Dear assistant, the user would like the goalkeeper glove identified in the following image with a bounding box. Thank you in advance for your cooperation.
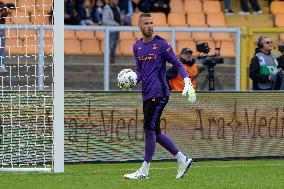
[182,77,196,103]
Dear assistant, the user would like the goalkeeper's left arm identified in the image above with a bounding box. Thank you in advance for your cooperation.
[163,43,196,103]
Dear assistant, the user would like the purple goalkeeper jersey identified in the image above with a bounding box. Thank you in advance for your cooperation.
[133,35,188,101]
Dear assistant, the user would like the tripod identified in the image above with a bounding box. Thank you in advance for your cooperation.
[192,66,222,91]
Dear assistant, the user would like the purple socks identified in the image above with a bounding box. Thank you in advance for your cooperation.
[144,129,179,163]
[156,133,179,156]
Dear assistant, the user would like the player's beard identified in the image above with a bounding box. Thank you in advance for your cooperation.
[142,29,153,38]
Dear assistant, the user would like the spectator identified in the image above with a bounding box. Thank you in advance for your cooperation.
[249,36,278,90]
[102,0,122,63]
[76,0,94,25]
[150,0,170,16]
[239,0,262,15]
[132,0,140,12]
[139,0,170,16]
[92,0,105,25]
[64,0,82,25]
[0,1,10,73]
[118,0,133,25]
[167,48,198,90]
[224,0,234,15]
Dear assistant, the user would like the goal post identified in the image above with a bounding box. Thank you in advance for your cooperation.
[0,0,64,173]
[53,0,64,173]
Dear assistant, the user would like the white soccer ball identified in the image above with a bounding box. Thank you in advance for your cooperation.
[117,69,137,90]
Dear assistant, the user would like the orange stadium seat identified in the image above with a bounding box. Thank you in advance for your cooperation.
[36,0,53,13]
[64,30,76,39]
[42,30,53,38]
[120,39,136,56]
[17,0,35,14]
[176,32,192,41]
[2,0,16,3]
[203,0,222,14]
[176,40,196,55]
[184,0,202,13]
[5,17,13,24]
[187,12,207,27]
[18,29,36,39]
[11,12,31,25]
[100,40,121,55]
[119,31,135,40]
[191,27,211,41]
[44,38,53,55]
[220,40,235,57]
[31,14,52,25]
[168,13,187,26]
[5,37,24,55]
[23,37,38,55]
[170,0,184,13]
[270,1,284,15]
[151,12,168,26]
[211,32,232,42]
[275,14,284,27]
[81,39,102,55]
[95,31,104,41]
[5,29,17,38]
[76,30,95,40]
[206,13,226,27]
[64,39,81,55]
[131,12,140,26]
[12,6,30,17]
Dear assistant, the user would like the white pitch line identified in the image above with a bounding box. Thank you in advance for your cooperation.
[66,163,284,174]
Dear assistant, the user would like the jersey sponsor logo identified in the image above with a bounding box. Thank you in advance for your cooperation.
[260,65,277,74]
[267,65,277,73]
[138,54,157,61]
[138,47,141,50]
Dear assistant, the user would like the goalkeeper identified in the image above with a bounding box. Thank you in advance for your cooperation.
[122,13,196,180]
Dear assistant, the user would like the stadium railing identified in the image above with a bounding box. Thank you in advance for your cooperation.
[64,25,242,91]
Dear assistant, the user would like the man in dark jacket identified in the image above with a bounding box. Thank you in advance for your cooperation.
[249,36,279,90]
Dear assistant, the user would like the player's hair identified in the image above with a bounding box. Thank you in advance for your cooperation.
[139,13,152,19]
[139,13,152,22]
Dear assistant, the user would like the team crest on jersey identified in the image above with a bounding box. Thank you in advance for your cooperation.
[166,46,171,52]
[152,44,157,49]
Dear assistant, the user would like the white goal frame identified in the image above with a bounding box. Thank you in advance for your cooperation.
[0,0,64,173]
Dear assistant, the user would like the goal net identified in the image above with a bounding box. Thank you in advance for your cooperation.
[0,0,63,172]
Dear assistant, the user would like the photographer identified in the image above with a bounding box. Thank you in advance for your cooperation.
[249,36,279,90]
[167,48,198,90]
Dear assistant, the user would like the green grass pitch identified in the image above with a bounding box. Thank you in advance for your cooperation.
[0,160,283,189]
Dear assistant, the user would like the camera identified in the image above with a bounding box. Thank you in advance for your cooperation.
[192,42,224,90]
[278,44,284,53]
[196,42,224,67]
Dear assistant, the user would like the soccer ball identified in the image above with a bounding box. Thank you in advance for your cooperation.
[117,69,137,90]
